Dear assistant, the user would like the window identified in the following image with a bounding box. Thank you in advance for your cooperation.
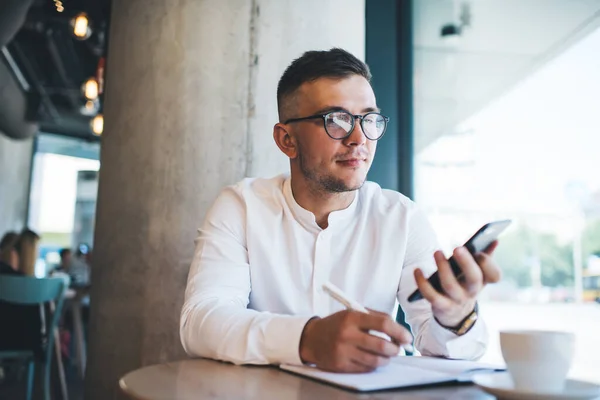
[28,133,100,276]
[414,7,600,383]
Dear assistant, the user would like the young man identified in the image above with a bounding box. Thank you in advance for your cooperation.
[180,48,500,373]
[0,232,20,274]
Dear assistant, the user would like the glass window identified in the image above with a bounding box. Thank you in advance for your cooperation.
[414,8,600,383]
[28,133,100,276]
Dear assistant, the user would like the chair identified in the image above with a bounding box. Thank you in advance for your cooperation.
[0,275,69,400]
[395,306,414,356]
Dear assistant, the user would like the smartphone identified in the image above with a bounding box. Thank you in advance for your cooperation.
[407,219,512,302]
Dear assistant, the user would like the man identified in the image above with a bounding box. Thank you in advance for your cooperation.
[0,231,43,360]
[180,48,500,373]
[68,245,91,286]
[56,248,72,273]
[0,232,20,275]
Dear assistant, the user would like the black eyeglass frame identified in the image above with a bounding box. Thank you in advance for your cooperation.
[284,110,390,141]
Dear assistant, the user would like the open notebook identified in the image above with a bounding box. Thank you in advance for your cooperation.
[280,356,505,392]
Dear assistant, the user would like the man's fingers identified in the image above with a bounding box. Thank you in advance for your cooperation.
[414,268,454,311]
[349,359,379,373]
[453,247,483,296]
[350,348,390,371]
[435,250,467,301]
[356,313,413,345]
[476,251,502,283]
[320,357,371,373]
[483,240,499,255]
[356,332,400,357]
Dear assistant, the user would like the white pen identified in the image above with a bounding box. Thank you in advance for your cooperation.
[322,282,415,354]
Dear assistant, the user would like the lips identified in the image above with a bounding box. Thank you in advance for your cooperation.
[336,158,365,167]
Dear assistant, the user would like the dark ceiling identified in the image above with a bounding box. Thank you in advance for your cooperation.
[4,0,111,141]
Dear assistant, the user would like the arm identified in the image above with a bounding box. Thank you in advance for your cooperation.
[179,186,312,365]
[397,206,488,360]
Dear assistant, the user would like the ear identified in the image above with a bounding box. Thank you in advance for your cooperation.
[273,123,298,159]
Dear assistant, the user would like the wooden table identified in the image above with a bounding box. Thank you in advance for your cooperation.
[120,359,494,400]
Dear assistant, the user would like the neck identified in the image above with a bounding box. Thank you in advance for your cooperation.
[290,175,356,230]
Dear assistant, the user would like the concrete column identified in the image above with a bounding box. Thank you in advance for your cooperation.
[0,135,33,234]
[86,1,364,398]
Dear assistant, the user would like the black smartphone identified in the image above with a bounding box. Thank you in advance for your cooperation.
[407,219,512,302]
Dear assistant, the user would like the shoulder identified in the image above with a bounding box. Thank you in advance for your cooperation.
[0,262,22,275]
[218,174,286,204]
[359,180,417,216]
[207,174,287,217]
[233,174,286,197]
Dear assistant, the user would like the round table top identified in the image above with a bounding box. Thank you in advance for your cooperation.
[119,358,494,400]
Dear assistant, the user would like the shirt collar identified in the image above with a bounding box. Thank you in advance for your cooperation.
[283,176,359,233]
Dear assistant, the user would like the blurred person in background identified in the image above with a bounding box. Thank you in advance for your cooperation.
[55,248,72,273]
[0,232,21,275]
[0,230,44,372]
[69,244,91,286]
[15,228,40,276]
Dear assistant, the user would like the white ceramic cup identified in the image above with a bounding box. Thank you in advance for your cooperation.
[500,330,575,393]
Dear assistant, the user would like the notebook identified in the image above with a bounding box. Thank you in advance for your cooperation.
[280,356,505,392]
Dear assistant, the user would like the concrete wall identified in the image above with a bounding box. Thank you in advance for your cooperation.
[247,0,365,177]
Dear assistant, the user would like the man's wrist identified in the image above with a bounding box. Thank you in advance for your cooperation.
[436,302,479,336]
[298,317,319,364]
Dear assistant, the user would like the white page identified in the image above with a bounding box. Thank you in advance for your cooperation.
[280,356,505,392]
[392,356,505,376]
[282,360,454,391]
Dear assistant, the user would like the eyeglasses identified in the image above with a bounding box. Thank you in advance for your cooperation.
[284,110,390,141]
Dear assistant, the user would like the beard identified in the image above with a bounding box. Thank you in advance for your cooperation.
[297,148,366,193]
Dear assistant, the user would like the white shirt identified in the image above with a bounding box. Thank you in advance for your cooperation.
[180,175,487,366]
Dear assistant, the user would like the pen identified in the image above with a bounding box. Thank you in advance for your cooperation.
[322,282,415,354]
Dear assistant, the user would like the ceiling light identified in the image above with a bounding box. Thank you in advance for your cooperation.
[91,114,103,135]
[80,99,99,116]
[82,78,99,100]
[71,13,92,40]
[54,0,64,12]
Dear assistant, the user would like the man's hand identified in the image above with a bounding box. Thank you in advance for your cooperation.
[298,310,413,373]
[414,241,501,329]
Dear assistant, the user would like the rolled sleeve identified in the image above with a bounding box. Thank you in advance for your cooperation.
[423,317,488,360]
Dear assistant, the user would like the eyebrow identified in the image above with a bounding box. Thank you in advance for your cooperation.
[312,105,381,115]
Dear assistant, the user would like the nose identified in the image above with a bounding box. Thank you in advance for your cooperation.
[343,116,367,146]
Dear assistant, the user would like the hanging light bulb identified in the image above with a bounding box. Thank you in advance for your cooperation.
[71,13,92,40]
[82,78,99,100]
[54,0,64,12]
[91,114,103,135]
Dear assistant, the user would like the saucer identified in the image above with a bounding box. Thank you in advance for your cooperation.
[472,372,600,400]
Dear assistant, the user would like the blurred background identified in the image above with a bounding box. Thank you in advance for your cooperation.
[0,0,599,398]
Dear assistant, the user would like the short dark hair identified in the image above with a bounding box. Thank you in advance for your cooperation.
[0,232,19,262]
[277,48,372,122]
[0,232,19,251]
[15,228,39,252]
[59,248,71,259]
